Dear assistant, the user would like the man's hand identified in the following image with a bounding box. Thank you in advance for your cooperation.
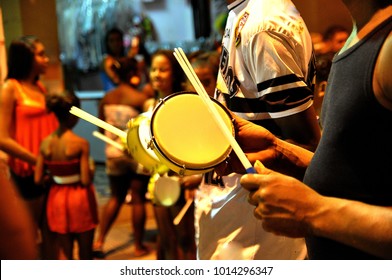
[240,160,323,238]
[215,115,278,175]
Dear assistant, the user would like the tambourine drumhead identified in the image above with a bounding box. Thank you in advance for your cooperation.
[147,173,180,207]
[127,112,167,174]
[150,92,233,175]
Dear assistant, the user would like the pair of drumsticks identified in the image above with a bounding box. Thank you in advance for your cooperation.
[69,48,255,225]
[70,48,255,174]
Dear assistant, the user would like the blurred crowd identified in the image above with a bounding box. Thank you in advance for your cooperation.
[1,0,391,261]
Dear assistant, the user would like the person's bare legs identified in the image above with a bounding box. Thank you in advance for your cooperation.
[94,196,123,251]
[76,229,95,260]
[132,203,148,256]
[40,212,59,260]
[153,205,180,259]
[130,174,150,257]
[172,201,196,259]
[57,233,74,260]
[94,174,127,253]
[26,196,44,239]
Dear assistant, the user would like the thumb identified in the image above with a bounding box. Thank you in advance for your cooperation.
[254,160,271,174]
[240,161,272,191]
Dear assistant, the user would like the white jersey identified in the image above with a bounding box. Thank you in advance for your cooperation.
[216,0,315,122]
[195,0,314,260]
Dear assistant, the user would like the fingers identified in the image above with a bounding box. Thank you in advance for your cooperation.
[241,161,273,221]
[247,190,259,206]
[184,189,195,200]
[253,207,263,220]
[240,160,271,191]
[215,153,246,176]
[253,160,266,173]
[240,174,262,192]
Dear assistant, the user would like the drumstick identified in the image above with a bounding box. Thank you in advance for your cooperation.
[173,48,256,174]
[173,199,193,225]
[69,106,127,139]
[92,131,125,151]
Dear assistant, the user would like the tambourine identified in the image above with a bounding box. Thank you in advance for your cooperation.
[148,92,234,176]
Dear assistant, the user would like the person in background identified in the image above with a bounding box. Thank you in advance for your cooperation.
[143,49,185,111]
[321,24,349,55]
[195,0,321,260]
[186,51,220,97]
[94,57,151,258]
[0,160,38,259]
[128,33,152,91]
[313,25,348,121]
[146,50,196,259]
[35,91,98,260]
[237,0,392,260]
[313,52,333,120]
[180,50,222,209]
[0,35,59,259]
[213,11,229,53]
[101,27,127,91]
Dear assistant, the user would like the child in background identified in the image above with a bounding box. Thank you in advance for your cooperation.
[94,56,151,258]
[187,50,220,97]
[34,91,98,260]
[147,50,196,260]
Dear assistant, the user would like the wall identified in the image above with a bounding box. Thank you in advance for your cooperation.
[293,0,352,34]
[0,0,23,47]
[141,0,195,43]
[1,0,63,92]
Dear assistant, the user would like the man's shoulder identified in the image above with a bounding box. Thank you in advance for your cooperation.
[241,1,305,39]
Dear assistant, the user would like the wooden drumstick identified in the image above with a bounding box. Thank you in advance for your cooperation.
[173,199,193,225]
[69,106,127,139]
[173,48,256,174]
[92,131,125,151]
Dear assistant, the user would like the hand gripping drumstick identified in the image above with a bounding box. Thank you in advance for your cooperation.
[173,48,256,174]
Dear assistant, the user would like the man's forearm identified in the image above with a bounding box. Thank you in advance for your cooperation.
[310,197,392,259]
[273,138,313,179]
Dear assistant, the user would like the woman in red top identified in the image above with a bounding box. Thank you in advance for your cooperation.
[0,36,58,258]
